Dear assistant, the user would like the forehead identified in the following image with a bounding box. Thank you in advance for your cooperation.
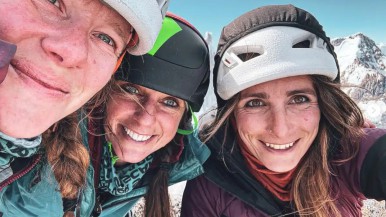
[241,75,314,95]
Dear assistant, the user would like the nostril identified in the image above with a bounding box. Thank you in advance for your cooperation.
[50,52,64,62]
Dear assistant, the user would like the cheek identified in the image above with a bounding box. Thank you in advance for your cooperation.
[105,98,128,125]
[161,114,183,141]
[84,56,115,92]
[1,1,50,39]
[235,112,261,135]
[302,109,321,130]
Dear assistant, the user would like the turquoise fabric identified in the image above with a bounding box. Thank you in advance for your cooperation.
[0,156,96,217]
[0,115,95,217]
[98,130,210,217]
[0,115,209,217]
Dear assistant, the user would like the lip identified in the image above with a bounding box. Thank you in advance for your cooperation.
[11,59,70,95]
[120,125,155,144]
[261,139,298,152]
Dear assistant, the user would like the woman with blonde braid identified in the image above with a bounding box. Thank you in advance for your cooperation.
[0,0,170,216]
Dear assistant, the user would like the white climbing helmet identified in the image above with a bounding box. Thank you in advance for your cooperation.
[216,26,339,100]
[104,0,170,55]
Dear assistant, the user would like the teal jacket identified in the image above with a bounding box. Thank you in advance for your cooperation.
[0,119,209,217]
[85,127,210,217]
[0,152,95,217]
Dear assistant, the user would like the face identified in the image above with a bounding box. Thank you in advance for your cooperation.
[105,82,186,164]
[0,0,133,138]
[234,75,320,172]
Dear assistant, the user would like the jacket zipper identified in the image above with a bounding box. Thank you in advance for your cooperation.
[0,154,42,190]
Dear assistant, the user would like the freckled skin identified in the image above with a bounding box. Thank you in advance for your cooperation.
[0,0,133,138]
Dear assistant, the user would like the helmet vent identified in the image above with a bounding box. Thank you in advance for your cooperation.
[237,52,261,61]
[293,40,311,48]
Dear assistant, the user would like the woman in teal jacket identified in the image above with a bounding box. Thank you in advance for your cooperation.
[84,13,211,217]
[0,1,170,216]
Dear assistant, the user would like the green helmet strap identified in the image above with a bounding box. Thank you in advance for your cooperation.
[108,141,119,165]
[177,105,198,135]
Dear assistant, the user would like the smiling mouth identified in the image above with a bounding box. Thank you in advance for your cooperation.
[124,127,152,142]
[264,142,294,150]
[12,60,69,94]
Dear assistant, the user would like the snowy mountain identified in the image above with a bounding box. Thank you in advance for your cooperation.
[332,33,386,127]
[380,43,386,56]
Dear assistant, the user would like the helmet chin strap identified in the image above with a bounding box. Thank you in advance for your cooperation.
[177,105,198,135]
[113,52,126,73]
[107,141,119,165]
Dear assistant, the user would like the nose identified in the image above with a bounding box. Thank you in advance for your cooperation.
[41,24,88,68]
[267,107,291,138]
[134,101,157,126]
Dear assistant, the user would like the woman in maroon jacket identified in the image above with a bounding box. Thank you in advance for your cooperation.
[181,4,386,217]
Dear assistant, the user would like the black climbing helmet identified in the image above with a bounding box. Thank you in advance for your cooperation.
[115,12,210,112]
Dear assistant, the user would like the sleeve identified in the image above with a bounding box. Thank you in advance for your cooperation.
[180,175,222,217]
[360,128,386,200]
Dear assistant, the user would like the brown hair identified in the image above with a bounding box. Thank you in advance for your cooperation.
[42,78,113,216]
[202,75,364,217]
[42,112,89,215]
[88,78,190,217]
[143,109,191,217]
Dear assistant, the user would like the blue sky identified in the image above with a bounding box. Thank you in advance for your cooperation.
[168,0,386,46]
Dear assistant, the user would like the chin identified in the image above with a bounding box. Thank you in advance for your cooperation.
[119,153,148,164]
[266,162,297,173]
[1,122,49,139]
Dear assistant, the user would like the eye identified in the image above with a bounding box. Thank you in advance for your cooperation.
[95,33,116,48]
[246,99,265,107]
[163,99,179,108]
[48,0,60,7]
[122,85,139,95]
[290,95,309,104]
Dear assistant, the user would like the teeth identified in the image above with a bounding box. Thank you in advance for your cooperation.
[265,142,294,150]
[124,127,151,142]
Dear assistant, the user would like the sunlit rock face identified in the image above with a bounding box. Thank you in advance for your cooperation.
[332,33,386,127]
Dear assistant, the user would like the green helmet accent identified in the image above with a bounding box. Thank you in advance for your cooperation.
[115,12,210,112]
[148,17,182,56]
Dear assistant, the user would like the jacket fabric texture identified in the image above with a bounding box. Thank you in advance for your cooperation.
[181,127,386,217]
[0,127,95,217]
[87,123,210,217]
[0,116,210,217]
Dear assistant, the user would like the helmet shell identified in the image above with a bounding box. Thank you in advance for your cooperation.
[115,13,210,112]
[104,0,170,55]
[213,4,340,107]
[217,26,338,100]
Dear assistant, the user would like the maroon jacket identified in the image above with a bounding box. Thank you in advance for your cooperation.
[181,128,386,217]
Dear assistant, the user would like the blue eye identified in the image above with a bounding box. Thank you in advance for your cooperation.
[96,33,116,47]
[163,99,178,108]
[246,99,264,107]
[48,0,60,7]
[123,85,139,94]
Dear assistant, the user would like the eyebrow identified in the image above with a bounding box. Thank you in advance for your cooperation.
[240,92,268,99]
[286,88,317,96]
[240,87,316,99]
